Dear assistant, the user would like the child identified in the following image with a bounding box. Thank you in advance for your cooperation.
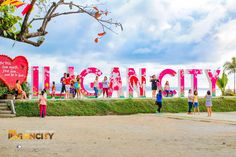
[74,76,81,99]
[70,82,76,98]
[156,90,163,113]
[39,90,47,118]
[205,90,212,117]
[193,90,200,115]
[51,81,56,99]
[94,76,99,98]
[187,89,193,114]
[102,76,109,98]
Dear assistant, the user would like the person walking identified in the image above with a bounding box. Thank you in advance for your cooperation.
[156,90,163,113]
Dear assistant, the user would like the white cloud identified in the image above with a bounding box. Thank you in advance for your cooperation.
[1,0,236,95]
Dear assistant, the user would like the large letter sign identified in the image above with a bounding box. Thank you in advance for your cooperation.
[157,69,177,97]
[32,66,39,96]
[68,66,75,79]
[187,69,203,91]
[205,69,220,96]
[79,67,103,97]
[109,67,124,98]
[28,63,221,98]
[127,68,146,98]
[0,55,28,90]
[178,69,185,97]
[44,66,50,91]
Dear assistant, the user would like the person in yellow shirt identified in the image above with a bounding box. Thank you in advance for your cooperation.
[15,80,27,99]
[193,90,200,115]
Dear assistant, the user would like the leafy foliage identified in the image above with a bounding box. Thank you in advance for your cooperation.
[224,57,236,93]
[0,0,122,46]
[15,97,236,117]
[0,81,9,98]
[217,72,228,96]
[0,80,30,98]
[0,5,22,39]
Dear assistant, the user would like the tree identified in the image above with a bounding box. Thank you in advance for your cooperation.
[216,72,228,96]
[224,57,236,94]
[0,0,123,47]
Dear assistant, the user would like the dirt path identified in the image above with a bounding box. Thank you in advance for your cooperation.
[0,114,236,157]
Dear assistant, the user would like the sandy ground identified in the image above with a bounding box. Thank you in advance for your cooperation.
[0,114,236,157]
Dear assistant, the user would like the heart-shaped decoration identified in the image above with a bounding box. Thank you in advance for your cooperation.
[0,55,28,90]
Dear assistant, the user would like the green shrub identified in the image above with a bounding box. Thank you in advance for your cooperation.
[15,97,236,117]
[0,81,30,98]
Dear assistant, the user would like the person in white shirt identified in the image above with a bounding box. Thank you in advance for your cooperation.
[187,89,193,114]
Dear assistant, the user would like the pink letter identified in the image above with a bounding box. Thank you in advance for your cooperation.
[127,68,146,98]
[109,67,124,98]
[32,66,39,97]
[43,66,50,91]
[79,67,103,97]
[157,69,177,97]
[178,69,185,97]
[187,69,203,91]
[68,66,75,79]
[205,69,220,96]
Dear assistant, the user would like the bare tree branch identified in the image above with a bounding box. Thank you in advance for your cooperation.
[0,0,123,47]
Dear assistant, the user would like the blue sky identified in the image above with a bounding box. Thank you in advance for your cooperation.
[1,0,236,93]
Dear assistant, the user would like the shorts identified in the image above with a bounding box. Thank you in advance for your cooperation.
[152,86,157,90]
[61,85,66,93]
[155,101,162,106]
[65,85,70,92]
[194,102,199,108]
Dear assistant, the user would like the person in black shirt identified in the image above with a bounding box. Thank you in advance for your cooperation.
[150,75,159,98]
[60,73,67,98]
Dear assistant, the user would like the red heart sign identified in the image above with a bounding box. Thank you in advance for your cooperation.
[0,55,28,90]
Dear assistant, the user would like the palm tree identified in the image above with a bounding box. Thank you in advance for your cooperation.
[217,72,228,96]
[224,57,236,94]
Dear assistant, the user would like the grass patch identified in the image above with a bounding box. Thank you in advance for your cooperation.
[15,97,236,117]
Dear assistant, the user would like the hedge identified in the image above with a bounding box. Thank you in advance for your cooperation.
[14,97,236,117]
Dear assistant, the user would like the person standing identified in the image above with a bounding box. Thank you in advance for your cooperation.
[74,75,81,99]
[94,76,99,98]
[155,90,163,113]
[102,76,109,98]
[150,75,159,98]
[60,73,67,98]
[70,81,76,98]
[193,90,200,115]
[187,89,193,114]
[39,90,47,118]
[51,81,56,99]
[65,73,71,99]
[205,90,213,117]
